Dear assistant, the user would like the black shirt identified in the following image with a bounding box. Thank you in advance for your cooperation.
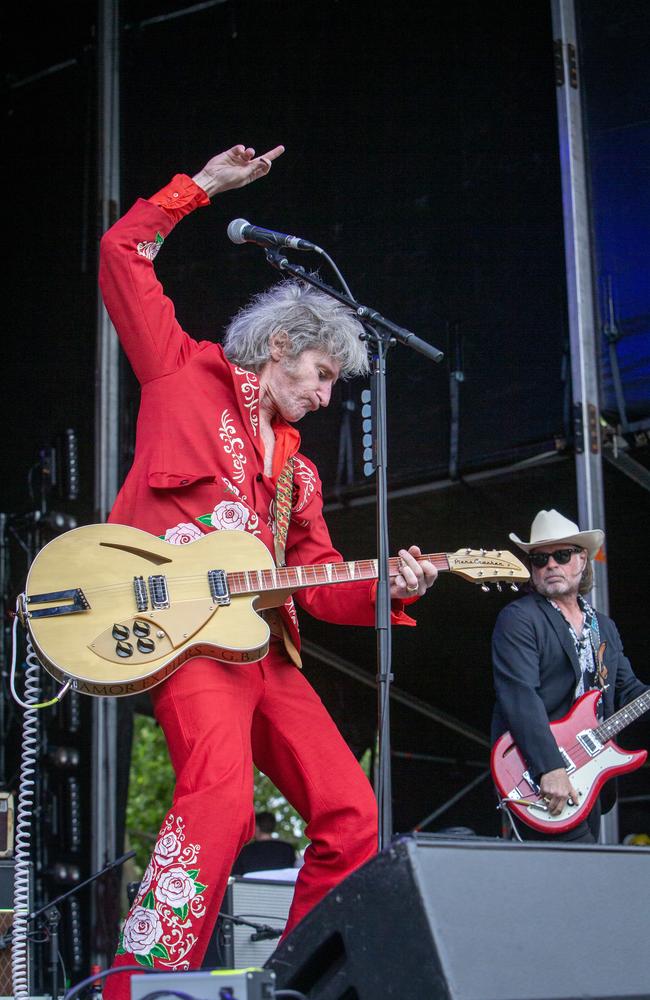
[231,839,296,875]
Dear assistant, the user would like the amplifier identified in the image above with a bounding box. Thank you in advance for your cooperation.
[207,875,295,970]
[0,795,13,858]
[0,858,33,998]
[130,968,275,1000]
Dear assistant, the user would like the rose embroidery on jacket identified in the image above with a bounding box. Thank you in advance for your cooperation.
[163,523,203,545]
[197,482,261,537]
[136,232,164,261]
[209,501,250,531]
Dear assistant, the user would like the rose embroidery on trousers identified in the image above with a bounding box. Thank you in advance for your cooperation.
[121,906,163,955]
[116,814,207,969]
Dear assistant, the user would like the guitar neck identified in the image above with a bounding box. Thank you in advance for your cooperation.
[226,553,451,596]
[595,689,650,742]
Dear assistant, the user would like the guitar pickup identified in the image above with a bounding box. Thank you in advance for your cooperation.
[148,575,169,610]
[133,575,148,612]
[208,569,230,606]
[24,588,90,619]
[558,746,576,774]
[577,729,603,757]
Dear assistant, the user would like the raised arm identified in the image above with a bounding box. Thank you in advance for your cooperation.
[99,144,284,384]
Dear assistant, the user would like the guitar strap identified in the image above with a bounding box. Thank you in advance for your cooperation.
[273,457,294,568]
[268,458,302,669]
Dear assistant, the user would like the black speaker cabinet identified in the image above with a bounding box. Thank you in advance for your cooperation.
[267,834,650,1000]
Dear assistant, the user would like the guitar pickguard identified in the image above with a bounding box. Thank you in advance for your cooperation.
[90,598,218,665]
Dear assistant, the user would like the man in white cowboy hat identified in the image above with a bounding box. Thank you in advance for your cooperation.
[491,509,648,842]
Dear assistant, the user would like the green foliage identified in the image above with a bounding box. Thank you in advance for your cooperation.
[126,715,308,876]
[125,715,174,876]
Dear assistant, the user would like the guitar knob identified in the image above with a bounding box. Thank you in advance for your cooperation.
[133,620,151,637]
[112,623,130,641]
[137,637,156,655]
[115,640,134,658]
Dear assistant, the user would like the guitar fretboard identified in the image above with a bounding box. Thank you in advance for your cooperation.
[226,553,451,595]
[594,689,650,742]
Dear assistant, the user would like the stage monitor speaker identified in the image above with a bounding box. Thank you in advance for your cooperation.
[267,834,650,1000]
[206,874,296,970]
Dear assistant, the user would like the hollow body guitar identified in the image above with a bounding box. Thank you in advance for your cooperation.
[21,523,529,697]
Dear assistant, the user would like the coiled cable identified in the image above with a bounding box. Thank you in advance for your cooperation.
[11,617,42,1000]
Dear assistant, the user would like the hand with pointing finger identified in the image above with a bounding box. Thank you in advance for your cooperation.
[192,143,285,199]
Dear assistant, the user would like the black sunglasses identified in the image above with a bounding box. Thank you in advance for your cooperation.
[529,547,583,568]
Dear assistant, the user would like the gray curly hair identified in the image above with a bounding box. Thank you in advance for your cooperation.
[222,280,370,377]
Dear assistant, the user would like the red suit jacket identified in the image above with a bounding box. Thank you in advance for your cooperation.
[99,192,414,659]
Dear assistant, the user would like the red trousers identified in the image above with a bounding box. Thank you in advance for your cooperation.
[104,642,378,999]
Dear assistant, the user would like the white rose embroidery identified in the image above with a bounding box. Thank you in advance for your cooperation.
[154,832,182,867]
[138,863,154,898]
[164,522,202,545]
[122,906,163,955]
[155,867,197,909]
[136,240,162,261]
[211,500,250,531]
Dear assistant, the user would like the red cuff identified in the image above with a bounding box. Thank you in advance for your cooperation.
[369,581,417,627]
[148,174,210,223]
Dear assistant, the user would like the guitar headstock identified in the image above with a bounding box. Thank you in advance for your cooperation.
[447,549,530,590]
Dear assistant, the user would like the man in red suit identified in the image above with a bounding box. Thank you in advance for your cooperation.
[100,144,437,996]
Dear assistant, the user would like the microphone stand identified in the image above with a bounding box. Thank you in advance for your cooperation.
[22,850,136,1000]
[264,250,443,849]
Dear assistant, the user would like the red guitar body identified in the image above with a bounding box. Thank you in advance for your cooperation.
[491,689,647,834]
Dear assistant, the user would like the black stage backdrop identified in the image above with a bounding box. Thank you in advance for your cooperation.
[4,0,648,845]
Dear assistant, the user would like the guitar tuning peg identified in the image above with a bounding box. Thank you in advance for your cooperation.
[480,548,486,555]
[496,582,503,592]
[481,584,490,592]
[511,583,519,592]
[465,547,471,555]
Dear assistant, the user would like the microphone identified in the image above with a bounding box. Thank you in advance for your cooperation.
[227,218,320,252]
[249,925,283,942]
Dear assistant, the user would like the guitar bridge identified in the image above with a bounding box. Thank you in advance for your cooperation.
[24,588,90,619]
[558,746,576,774]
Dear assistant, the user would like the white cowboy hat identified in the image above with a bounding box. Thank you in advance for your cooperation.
[509,509,604,560]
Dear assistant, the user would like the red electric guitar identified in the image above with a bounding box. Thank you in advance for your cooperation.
[491,687,650,833]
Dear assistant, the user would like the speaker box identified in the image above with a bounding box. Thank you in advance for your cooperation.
[267,834,650,1000]
[0,859,34,998]
[0,795,14,858]
[206,875,296,969]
